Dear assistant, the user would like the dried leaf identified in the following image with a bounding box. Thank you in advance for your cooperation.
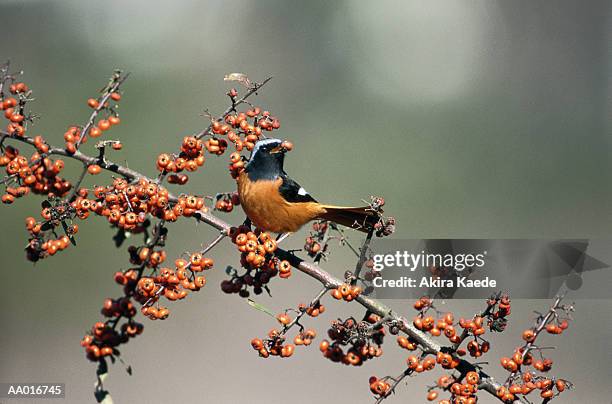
[224,73,251,88]
[94,359,112,403]
[94,390,113,404]
[113,228,127,247]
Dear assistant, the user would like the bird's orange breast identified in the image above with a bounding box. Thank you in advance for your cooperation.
[237,172,325,233]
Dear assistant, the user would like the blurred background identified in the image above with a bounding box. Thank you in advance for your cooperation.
[0,0,610,403]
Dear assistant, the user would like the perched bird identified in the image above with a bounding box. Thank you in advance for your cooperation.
[237,138,379,233]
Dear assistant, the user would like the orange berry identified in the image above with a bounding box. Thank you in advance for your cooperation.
[522,329,536,342]
[281,344,295,358]
[157,153,171,169]
[1,194,14,204]
[555,379,566,392]
[540,390,554,399]
[89,127,102,138]
[194,276,206,288]
[87,164,101,175]
[276,313,291,326]
[465,371,479,385]
[250,338,263,350]
[98,120,111,131]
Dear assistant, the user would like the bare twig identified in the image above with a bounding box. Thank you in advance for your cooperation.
[352,226,374,284]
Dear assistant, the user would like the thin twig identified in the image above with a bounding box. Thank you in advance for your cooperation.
[75,73,130,147]
[352,227,374,285]
[194,77,273,140]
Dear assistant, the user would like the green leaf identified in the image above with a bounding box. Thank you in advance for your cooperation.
[246,299,275,317]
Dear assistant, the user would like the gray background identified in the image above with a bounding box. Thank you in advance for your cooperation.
[0,1,610,403]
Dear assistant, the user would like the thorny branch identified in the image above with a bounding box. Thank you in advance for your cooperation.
[0,67,571,404]
[0,130,507,402]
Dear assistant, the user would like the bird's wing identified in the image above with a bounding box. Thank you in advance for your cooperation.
[278,174,317,203]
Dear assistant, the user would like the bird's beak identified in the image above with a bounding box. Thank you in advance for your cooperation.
[270,145,285,154]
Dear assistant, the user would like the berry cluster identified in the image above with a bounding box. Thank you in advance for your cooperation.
[496,374,569,401]
[1,145,71,204]
[406,354,437,373]
[251,303,318,360]
[24,198,78,261]
[157,95,283,183]
[228,151,246,179]
[26,231,72,259]
[81,244,150,362]
[250,332,295,358]
[155,136,206,183]
[319,314,385,366]
[304,220,328,258]
[81,301,143,362]
[374,216,395,237]
[78,178,205,229]
[298,301,326,317]
[410,295,510,359]
[496,300,573,402]
[64,73,124,153]
[330,283,362,301]
[433,371,480,404]
[293,329,317,346]
[368,376,391,398]
[214,104,281,152]
[222,227,291,297]
[18,175,204,261]
[134,251,212,320]
[396,335,419,351]
[82,222,212,363]
[426,375,455,401]
[1,81,31,137]
[214,191,240,212]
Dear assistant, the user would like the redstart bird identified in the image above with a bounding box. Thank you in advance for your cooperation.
[237,138,379,233]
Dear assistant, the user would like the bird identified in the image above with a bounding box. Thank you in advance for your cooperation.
[236,138,379,234]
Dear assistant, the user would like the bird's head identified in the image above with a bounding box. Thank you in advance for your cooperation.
[245,138,288,180]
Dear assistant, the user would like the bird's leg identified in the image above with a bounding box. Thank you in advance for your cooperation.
[276,232,293,244]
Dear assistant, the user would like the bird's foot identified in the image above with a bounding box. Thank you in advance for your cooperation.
[276,232,293,244]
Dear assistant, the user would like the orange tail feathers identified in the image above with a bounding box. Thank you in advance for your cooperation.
[318,205,381,233]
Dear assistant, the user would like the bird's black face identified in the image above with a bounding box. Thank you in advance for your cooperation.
[245,138,286,181]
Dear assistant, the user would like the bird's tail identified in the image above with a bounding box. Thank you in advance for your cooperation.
[318,205,381,233]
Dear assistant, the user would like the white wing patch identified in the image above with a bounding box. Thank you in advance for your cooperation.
[297,187,309,196]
